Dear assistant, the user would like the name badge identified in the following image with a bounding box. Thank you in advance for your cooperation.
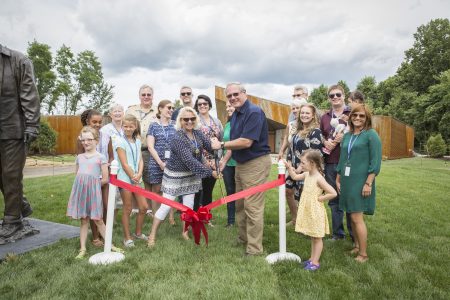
[164,151,171,159]
[344,166,351,176]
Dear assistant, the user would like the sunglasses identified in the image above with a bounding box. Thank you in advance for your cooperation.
[182,117,196,122]
[292,94,305,98]
[329,93,342,98]
[166,106,174,110]
[351,113,366,118]
[180,92,192,96]
[197,102,209,107]
[226,92,240,99]
[141,93,152,97]
[80,138,95,143]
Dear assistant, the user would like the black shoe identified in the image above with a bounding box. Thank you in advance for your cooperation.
[22,198,33,218]
[0,222,24,238]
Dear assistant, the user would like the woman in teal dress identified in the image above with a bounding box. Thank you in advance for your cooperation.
[336,104,381,263]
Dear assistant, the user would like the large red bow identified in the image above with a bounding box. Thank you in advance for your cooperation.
[110,174,285,245]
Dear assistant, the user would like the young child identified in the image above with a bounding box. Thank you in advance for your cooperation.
[285,149,337,271]
[67,126,123,259]
[78,109,105,248]
[343,90,365,133]
[115,114,149,247]
[347,90,365,108]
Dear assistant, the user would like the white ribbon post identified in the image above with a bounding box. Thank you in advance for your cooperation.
[89,160,125,265]
[266,160,301,264]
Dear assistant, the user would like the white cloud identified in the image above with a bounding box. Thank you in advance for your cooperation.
[2,0,450,113]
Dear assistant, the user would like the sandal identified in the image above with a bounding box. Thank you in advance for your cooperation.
[304,263,320,271]
[355,254,369,263]
[92,238,104,248]
[111,245,125,254]
[349,247,360,255]
[123,239,135,248]
[75,249,87,259]
[133,233,148,241]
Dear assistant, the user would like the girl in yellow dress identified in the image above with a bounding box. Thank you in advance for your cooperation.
[285,149,337,271]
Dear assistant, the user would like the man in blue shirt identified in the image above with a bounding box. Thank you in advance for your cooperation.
[211,83,271,256]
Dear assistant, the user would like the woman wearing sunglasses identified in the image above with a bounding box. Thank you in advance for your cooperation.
[147,107,219,247]
[193,95,224,222]
[146,100,177,224]
[336,104,382,263]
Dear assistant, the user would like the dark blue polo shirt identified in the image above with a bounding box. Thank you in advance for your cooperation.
[230,99,270,163]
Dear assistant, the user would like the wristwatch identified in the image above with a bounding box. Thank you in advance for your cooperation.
[220,141,225,150]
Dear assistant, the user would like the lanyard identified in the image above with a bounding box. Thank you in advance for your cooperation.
[184,130,200,156]
[158,121,171,144]
[98,131,102,153]
[347,131,363,161]
[124,138,138,171]
[113,124,123,137]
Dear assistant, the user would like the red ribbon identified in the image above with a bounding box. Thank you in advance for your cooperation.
[109,174,285,245]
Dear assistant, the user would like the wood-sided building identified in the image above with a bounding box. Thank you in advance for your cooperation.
[214,85,414,159]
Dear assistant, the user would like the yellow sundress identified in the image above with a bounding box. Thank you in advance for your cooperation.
[295,172,330,238]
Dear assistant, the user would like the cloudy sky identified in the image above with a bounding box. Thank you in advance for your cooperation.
[2,0,449,111]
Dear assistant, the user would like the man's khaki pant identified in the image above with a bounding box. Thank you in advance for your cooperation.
[235,154,271,255]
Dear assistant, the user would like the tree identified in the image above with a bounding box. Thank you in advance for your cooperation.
[337,80,350,96]
[426,69,450,142]
[52,46,113,115]
[27,41,56,114]
[426,134,447,157]
[397,18,450,94]
[87,81,114,112]
[309,84,329,110]
[356,76,377,103]
[27,41,114,115]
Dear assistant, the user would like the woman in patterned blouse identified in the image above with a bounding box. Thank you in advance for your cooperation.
[193,95,223,222]
[285,103,323,225]
[147,107,219,247]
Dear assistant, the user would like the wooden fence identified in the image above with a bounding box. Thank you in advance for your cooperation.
[43,116,82,154]
[43,115,109,155]
[372,115,414,159]
[45,113,414,159]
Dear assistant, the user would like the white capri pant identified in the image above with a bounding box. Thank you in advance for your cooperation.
[154,193,195,220]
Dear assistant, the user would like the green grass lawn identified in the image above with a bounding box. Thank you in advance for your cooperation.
[0,158,449,299]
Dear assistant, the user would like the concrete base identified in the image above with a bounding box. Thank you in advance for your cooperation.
[89,252,125,265]
[266,252,302,264]
[0,218,79,260]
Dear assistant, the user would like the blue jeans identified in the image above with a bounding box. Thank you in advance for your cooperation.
[222,165,236,225]
[325,163,353,239]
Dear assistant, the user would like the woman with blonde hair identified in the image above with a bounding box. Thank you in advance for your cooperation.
[146,100,176,224]
[278,98,306,225]
[285,103,324,225]
[147,107,219,247]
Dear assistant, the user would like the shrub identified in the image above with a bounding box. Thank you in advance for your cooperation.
[426,133,447,158]
[29,119,58,154]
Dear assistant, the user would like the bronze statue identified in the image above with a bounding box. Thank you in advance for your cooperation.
[0,44,40,241]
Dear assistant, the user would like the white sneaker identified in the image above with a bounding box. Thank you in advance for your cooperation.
[130,209,139,216]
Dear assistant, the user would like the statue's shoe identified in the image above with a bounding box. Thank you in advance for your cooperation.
[0,222,24,238]
[22,197,33,218]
